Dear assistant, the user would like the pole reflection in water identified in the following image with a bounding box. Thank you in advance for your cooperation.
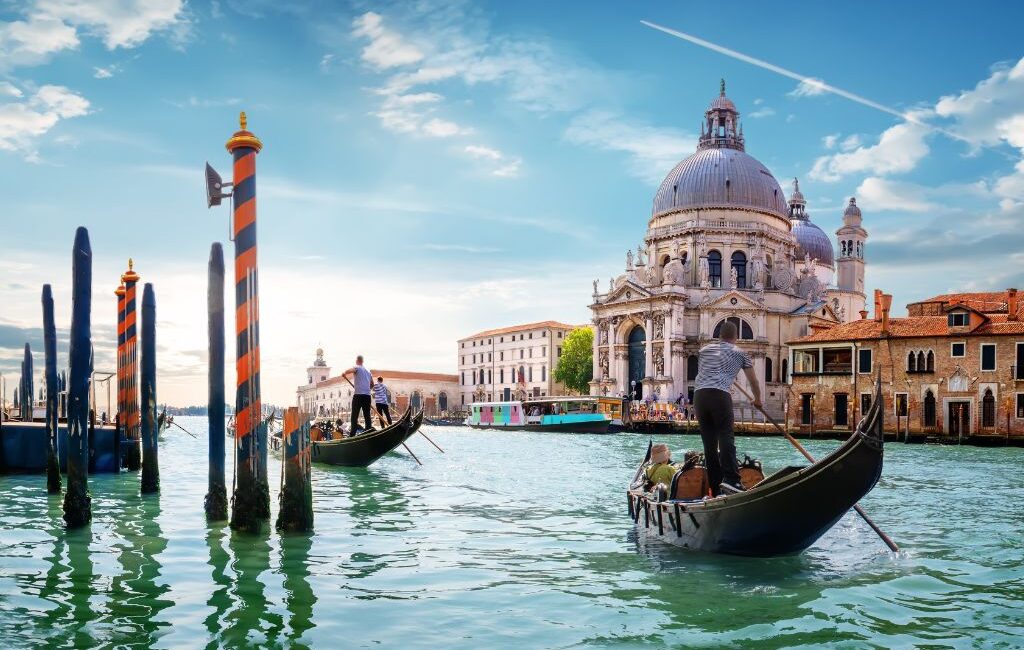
[222,531,284,646]
[109,492,171,646]
[280,533,317,644]
[204,523,233,647]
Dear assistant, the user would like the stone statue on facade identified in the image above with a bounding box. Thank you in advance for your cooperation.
[626,249,634,271]
[730,266,739,289]
[654,349,664,376]
[608,277,614,292]
[646,264,658,286]
[592,279,599,296]
[654,315,664,340]
[699,255,710,288]
[750,238,765,291]
[599,350,609,378]
[636,245,646,267]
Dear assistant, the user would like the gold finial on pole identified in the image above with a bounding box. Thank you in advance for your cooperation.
[240,111,247,131]
[226,110,262,153]
[128,258,134,271]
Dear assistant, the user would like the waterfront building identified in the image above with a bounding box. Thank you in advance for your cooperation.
[787,289,1024,439]
[296,349,458,417]
[589,81,868,418]
[457,321,578,406]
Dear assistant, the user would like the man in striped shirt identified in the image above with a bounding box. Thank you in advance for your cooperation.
[693,321,762,496]
[372,376,392,425]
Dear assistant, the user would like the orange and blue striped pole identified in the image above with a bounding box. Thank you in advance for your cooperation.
[115,281,126,467]
[226,111,268,531]
[121,259,141,471]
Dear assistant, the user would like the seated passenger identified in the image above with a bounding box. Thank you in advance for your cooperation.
[645,443,677,488]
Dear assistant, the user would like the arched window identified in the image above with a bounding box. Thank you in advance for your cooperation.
[708,250,722,288]
[923,390,936,427]
[907,352,917,372]
[765,357,773,384]
[926,350,934,372]
[917,351,926,373]
[782,358,789,382]
[660,254,671,268]
[713,316,754,340]
[982,389,996,427]
[731,251,747,288]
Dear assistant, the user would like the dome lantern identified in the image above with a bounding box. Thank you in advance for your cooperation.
[843,197,862,226]
[698,78,744,152]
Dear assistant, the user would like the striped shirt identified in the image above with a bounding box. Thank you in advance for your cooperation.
[694,341,752,393]
[372,381,389,405]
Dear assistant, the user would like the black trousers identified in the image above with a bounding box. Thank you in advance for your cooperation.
[694,388,740,495]
[375,403,392,425]
[351,394,372,432]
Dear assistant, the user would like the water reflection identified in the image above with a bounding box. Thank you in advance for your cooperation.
[280,533,317,645]
[223,530,284,646]
[109,493,171,646]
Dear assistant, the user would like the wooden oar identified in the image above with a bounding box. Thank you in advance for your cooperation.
[733,383,899,553]
[168,418,197,439]
[415,428,445,454]
[342,374,422,465]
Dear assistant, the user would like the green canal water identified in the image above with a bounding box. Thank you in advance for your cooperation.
[1,418,1023,649]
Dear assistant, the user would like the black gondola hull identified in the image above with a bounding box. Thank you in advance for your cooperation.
[311,410,422,467]
[628,381,885,556]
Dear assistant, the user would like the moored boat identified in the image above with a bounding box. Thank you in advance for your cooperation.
[310,409,422,467]
[626,379,885,556]
[466,396,611,434]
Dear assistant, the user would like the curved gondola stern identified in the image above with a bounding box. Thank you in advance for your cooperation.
[630,439,653,491]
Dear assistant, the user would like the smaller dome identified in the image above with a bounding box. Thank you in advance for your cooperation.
[792,219,835,267]
[844,197,861,218]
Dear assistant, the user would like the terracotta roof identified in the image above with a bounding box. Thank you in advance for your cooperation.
[790,314,1024,344]
[913,290,1017,315]
[460,320,580,341]
[311,368,457,389]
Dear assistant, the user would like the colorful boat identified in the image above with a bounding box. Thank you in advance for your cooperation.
[466,397,611,434]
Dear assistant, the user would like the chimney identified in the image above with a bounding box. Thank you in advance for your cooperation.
[880,293,893,335]
[874,289,883,321]
[1008,288,1018,321]
[859,309,869,320]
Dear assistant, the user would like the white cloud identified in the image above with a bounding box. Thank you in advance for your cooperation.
[463,144,502,161]
[789,78,827,97]
[93,64,117,79]
[352,11,424,70]
[563,110,694,185]
[0,82,24,98]
[809,112,931,182]
[854,177,939,213]
[422,117,467,137]
[34,0,188,49]
[167,95,241,109]
[319,53,334,72]
[492,159,521,178]
[748,106,775,119]
[822,133,839,149]
[0,14,79,68]
[840,134,862,151]
[0,84,90,159]
[462,144,520,177]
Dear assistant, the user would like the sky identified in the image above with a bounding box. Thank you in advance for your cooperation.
[1,0,1023,407]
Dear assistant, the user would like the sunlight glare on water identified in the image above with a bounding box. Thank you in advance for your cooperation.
[2,417,1023,648]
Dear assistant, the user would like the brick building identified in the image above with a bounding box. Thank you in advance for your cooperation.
[786,289,1024,441]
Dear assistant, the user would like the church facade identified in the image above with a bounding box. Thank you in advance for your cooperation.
[588,82,868,418]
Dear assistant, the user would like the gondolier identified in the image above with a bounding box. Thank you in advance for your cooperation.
[372,376,392,425]
[348,355,374,434]
[693,321,762,496]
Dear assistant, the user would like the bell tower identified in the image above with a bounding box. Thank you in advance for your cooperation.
[836,196,868,305]
[306,348,330,385]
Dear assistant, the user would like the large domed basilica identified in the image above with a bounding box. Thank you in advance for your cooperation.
[589,81,868,416]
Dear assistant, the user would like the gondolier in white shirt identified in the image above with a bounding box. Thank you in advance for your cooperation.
[372,376,392,425]
[348,355,374,434]
[693,321,762,496]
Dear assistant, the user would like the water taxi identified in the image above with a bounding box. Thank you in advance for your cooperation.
[466,396,611,434]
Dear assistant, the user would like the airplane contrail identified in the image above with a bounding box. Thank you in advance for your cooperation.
[640,20,972,145]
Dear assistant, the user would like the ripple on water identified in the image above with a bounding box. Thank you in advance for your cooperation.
[1,422,1023,648]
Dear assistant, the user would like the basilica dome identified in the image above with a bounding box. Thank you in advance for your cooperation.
[651,82,789,219]
[788,178,834,267]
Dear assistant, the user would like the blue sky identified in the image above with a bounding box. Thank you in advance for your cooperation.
[2,0,1023,406]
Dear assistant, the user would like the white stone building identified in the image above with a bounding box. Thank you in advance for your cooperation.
[296,349,458,417]
[457,321,579,406]
[589,82,868,418]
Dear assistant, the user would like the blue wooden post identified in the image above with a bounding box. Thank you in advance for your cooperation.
[43,285,62,494]
[276,406,313,532]
[205,244,228,520]
[140,283,159,494]
[21,345,33,421]
[62,227,92,528]
[59,371,67,419]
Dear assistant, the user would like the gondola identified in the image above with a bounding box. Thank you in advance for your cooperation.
[310,409,422,467]
[626,379,884,557]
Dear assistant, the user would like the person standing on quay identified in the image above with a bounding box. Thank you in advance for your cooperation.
[373,376,392,425]
[693,321,762,496]
[349,356,374,433]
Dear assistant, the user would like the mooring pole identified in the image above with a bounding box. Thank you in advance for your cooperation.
[140,283,159,494]
[276,406,313,532]
[122,260,141,471]
[205,243,228,520]
[115,281,126,467]
[63,227,92,528]
[21,344,33,421]
[226,112,268,531]
[42,285,62,494]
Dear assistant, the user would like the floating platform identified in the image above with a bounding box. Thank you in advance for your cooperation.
[1,421,128,473]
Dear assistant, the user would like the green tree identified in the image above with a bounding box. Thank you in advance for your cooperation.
[554,327,594,395]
